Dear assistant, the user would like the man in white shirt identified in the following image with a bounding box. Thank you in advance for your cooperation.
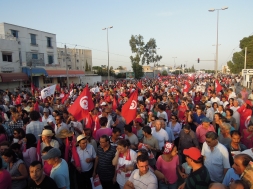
[230,99,240,130]
[205,102,214,122]
[221,96,229,109]
[201,131,230,182]
[124,154,158,189]
[151,120,169,151]
[241,148,253,159]
[210,92,220,104]
[54,115,68,135]
[157,104,168,123]
[228,88,236,100]
[42,108,56,125]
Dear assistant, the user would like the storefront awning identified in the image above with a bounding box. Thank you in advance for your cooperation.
[0,73,28,82]
[46,70,85,77]
[22,67,48,77]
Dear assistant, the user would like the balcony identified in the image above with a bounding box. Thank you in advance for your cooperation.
[26,52,45,66]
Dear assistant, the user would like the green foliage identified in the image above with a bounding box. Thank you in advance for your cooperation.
[132,62,144,79]
[227,35,253,74]
[161,70,168,76]
[117,66,124,70]
[85,60,89,71]
[129,34,162,79]
[115,73,126,78]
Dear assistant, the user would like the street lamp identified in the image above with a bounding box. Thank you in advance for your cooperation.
[208,6,228,77]
[102,26,113,82]
[172,57,177,69]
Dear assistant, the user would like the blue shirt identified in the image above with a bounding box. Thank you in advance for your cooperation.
[50,159,70,189]
[193,113,205,125]
[222,168,240,186]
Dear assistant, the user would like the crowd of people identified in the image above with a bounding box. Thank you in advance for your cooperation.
[0,74,253,189]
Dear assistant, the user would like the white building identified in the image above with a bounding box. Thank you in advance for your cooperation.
[0,22,57,89]
[0,23,87,90]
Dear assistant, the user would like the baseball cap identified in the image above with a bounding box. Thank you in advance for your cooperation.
[183,147,201,161]
[42,148,61,160]
[205,101,212,107]
[134,118,143,124]
[201,117,211,123]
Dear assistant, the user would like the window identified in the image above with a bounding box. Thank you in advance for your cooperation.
[47,37,52,47]
[32,54,38,59]
[43,77,53,84]
[48,55,54,64]
[2,53,12,62]
[30,34,36,45]
[11,30,18,38]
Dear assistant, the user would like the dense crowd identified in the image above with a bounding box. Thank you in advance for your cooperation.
[0,74,253,189]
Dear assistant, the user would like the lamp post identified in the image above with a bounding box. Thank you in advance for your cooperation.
[102,26,113,82]
[209,7,228,78]
[64,45,69,89]
[172,57,177,71]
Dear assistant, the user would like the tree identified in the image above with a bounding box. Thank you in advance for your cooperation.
[129,34,162,79]
[85,60,89,71]
[117,66,124,70]
[227,35,253,74]
[88,65,91,71]
[161,70,168,76]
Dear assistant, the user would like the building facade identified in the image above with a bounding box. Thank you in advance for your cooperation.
[0,23,87,91]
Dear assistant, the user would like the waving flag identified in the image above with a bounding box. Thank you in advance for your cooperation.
[137,81,143,89]
[215,80,222,93]
[112,97,118,111]
[61,93,69,104]
[41,84,56,99]
[122,90,138,124]
[15,95,21,105]
[183,81,191,93]
[34,101,39,112]
[68,86,94,121]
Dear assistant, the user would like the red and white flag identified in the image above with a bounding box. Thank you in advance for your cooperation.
[215,80,222,93]
[183,81,191,93]
[122,90,138,124]
[68,86,94,121]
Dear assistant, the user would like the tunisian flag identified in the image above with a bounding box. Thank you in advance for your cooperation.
[183,81,191,93]
[137,81,143,89]
[122,90,138,124]
[215,80,222,93]
[112,97,118,111]
[68,86,94,121]
[15,95,21,105]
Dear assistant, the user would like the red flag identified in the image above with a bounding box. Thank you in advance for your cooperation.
[137,81,143,89]
[68,86,94,121]
[56,84,61,92]
[31,83,36,95]
[85,113,93,129]
[112,97,118,111]
[36,139,41,161]
[34,101,39,112]
[61,93,69,104]
[72,140,81,168]
[215,80,222,93]
[92,116,100,139]
[183,81,191,93]
[64,137,70,162]
[15,95,21,105]
[122,90,138,124]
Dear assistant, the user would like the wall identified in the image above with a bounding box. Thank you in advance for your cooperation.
[0,81,24,92]
[0,23,58,66]
[0,38,20,72]
[80,75,101,85]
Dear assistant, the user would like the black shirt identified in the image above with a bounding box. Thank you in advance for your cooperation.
[185,165,211,189]
[28,175,58,189]
[96,145,116,181]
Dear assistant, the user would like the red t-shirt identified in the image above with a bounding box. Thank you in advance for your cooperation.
[0,169,11,189]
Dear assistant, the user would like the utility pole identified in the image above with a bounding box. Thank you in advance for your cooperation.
[244,47,247,69]
[65,45,69,89]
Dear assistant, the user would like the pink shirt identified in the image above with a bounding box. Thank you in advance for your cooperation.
[156,155,179,184]
[196,124,215,143]
[0,169,11,189]
[95,127,112,141]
